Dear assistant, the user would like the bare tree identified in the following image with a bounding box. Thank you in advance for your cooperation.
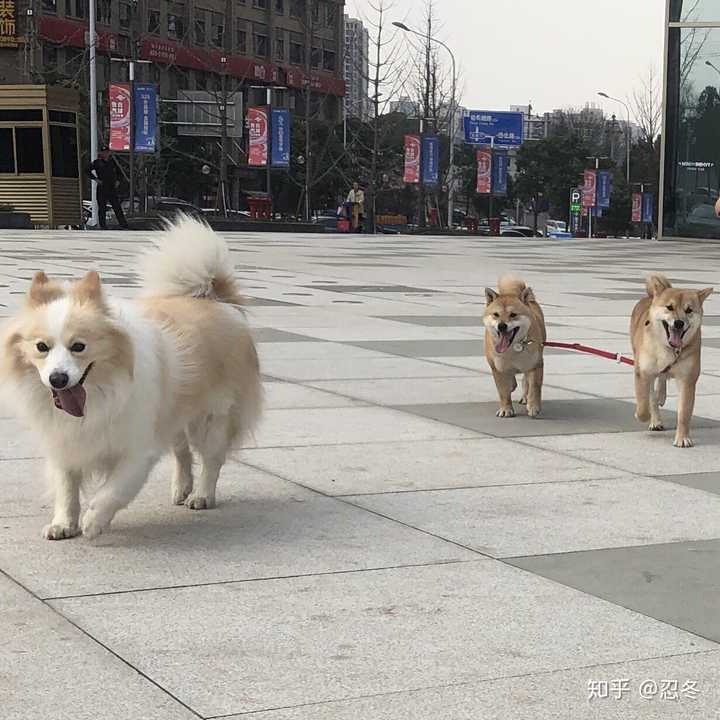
[631,66,662,146]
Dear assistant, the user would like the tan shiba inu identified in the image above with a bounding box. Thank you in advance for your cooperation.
[630,273,712,448]
[484,275,546,418]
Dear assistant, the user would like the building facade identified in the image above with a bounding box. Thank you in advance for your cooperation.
[661,0,720,239]
[343,14,368,120]
[0,0,346,126]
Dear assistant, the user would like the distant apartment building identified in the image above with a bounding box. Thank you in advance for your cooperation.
[388,96,419,117]
[343,14,368,119]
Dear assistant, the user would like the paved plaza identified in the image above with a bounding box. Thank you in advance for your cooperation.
[4,229,720,718]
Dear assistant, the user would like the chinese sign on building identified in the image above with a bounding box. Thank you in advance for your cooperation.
[0,0,18,48]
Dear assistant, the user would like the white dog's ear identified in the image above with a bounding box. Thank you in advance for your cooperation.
[698,287,714,305]
[27,272,64,308]
[74,271,104,305]
[485,288,498,305]
[646,273,672,297]
[520,286,536,305]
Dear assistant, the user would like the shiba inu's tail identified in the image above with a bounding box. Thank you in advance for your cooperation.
[140,215,244,307]
[646,273,672,297]
[498,274,536,303]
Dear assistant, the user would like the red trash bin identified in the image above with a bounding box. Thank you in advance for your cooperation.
[489,217,501,235]
[429,207,439,227]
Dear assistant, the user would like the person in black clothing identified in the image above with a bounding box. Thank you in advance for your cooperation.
[86,145,129,229]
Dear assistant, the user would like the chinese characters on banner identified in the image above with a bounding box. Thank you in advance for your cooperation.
[631,193,642,222]
[492,150,509,196]
[596,170,612,208]
[421,135,440,186]
[0,0,17,47]
[582,170,597,208]
[270,108,291,167]
[248,106,269,167]
[642,192,655,224]
[476,148,492,194]
[403,135,421,184]
[134,84,158,153]
[109,83,132,152]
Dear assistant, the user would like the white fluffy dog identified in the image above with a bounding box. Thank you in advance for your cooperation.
[0,217,262,539]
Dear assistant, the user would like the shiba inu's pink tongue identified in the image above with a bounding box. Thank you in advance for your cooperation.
[52,385,87,418]
[669,328,684,349]
[496,333,512,354]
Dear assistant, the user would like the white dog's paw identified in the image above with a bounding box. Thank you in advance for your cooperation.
[527,405,541,418]
[649,422,665,432]
[674,435,694,449]
[42,523,80,541]
[171,484,193,505]
[496,407,516,418]
[185,494,215,510]
[81,509,110,539]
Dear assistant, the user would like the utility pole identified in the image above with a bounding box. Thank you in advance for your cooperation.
[89,0,99,226]
[217,0,233,216]
[303,0,312,222]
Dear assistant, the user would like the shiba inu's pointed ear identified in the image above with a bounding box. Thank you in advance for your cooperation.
[646,273,672,297]
[485,288,498,305]
[27,272,64,307]
[520,286,536,305]
[74,271,104,305]
[698,287,714,305]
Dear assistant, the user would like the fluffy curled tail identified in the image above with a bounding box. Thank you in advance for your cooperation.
[646,273,672,298]
[139,215,243,306]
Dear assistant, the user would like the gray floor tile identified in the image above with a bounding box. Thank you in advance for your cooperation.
[508,539,720,643]
[1,574,196,720]
[50,562,715,717]
[392,399,720,437]
[236,652,720,719]
[345,339,483,357]
[346,477,720,557]
[655,472,720,495]
[253,328,322,342]
[0,464,473,599]
[379,315,482,327]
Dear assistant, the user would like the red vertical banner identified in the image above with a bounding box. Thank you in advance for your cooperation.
[248,106,269,167]
[109,83,131,151]
[476,148,492,194]
[403,134,421,184]
[582,170,597,208]
[631,193,642,222]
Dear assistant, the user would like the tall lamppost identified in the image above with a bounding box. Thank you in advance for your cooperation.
[598,91,631,184]
[89,0,98,226]
[393,21,457,230]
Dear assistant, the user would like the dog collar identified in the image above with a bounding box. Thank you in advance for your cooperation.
[513,338,535,353]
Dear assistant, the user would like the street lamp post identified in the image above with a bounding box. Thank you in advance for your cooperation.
[598,92,631,185]
[250,85,289,201]
[89,0,98,226]
[393,22,457,230]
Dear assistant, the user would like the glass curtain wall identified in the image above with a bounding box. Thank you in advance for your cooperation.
[662,1,720,238]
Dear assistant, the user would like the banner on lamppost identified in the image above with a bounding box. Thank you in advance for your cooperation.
[582,170,597,208]
[596,170,612,208]
[109,83,131,151]
[271,108,291,167]
[642,192,655,223]
[248,106,269,166]
[631,193,642,222]
[421,134,440,185]
[476,148,492,194]
[134,83,158,153]
[403,134,421,184]
[492,150,509,196]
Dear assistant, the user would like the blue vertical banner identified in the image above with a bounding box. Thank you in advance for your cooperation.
[134,83,158,153]
[421,134,439,185]
[596,170,612,208]
[271,108,291,167]
[642,192,655,223]
[492,150,509,196]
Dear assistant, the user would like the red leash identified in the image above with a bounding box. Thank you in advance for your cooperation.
[544,341,635,367]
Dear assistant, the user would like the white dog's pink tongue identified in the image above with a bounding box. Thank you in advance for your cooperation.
[52,385,87,418]
[496,333,512,354]
[669,328,684,349]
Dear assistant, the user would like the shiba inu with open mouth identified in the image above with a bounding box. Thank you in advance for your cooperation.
[483,275,546,418]
[630,273,712,448]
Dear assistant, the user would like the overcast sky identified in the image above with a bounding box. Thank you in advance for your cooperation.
[345,0,665,117]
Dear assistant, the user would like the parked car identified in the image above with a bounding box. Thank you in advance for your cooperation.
[500,226,543,238]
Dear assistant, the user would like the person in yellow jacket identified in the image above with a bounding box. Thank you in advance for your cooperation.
[346,182,365,231]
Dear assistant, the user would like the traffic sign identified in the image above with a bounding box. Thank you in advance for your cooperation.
[463,111,524,147]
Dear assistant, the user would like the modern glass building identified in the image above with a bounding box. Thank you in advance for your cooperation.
[661,1,720,239]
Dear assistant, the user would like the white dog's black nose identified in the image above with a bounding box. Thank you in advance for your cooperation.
[49,372,69,389]
[673,319,685,330]
[497,322,508,333]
